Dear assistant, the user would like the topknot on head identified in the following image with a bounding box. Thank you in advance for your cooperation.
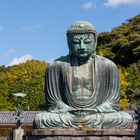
[67,20,96,35]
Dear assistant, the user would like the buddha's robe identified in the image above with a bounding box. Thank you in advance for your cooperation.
[33,55,133,129]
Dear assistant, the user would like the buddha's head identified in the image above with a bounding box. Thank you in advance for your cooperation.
[67,21,97,62]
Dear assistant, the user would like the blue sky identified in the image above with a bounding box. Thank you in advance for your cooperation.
[0,0,140,66]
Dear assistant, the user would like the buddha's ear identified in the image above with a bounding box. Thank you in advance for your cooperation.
[69,51,72,56]
[67,40,72,54]
[66,35,71,46]
[92,33,97,55]
[95,33,98,43]
[67,40,72,56]
[95,34,98,48]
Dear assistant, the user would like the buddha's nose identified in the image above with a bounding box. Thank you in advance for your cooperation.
[80,41,86,49]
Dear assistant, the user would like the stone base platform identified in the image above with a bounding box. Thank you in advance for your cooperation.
[23,128,135,140]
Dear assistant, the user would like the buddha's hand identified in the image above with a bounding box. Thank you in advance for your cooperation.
[95,102,116,113]
[56,102,75,113]
[67,108,99,116]
[91,108,99,113]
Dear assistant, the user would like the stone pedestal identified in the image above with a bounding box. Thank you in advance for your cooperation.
[135,129,140,140]
[13,127,24,140]
[23,128,135,140]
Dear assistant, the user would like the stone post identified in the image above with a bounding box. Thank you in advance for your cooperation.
[134,107,140,140]
[13,126,24,140]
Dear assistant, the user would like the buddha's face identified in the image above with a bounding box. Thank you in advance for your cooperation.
[68,33,95,61]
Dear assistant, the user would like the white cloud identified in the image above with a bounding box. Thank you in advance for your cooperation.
[104,0,140,7]
[82,1,97,9]
[7,54,33,66]
[19,24,42,32]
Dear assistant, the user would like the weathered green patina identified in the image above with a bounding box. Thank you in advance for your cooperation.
[33,21,133,129]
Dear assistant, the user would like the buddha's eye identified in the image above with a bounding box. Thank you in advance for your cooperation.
[84,39,92,44]
[70,39,80,45]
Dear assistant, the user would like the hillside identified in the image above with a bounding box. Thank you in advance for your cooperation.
[0,60,48,110]
[97,14,140,66]
[97,14,140,107]
[0,15,140,110]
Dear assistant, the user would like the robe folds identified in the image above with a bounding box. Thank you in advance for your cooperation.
[33,55,133,129]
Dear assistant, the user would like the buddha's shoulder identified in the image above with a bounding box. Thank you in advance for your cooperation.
[95,55,117,68]
[48,55,70,67]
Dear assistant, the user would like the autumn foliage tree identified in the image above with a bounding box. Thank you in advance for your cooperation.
[97,14,140,110]
[0,60,48,111]
[0,14,140,111]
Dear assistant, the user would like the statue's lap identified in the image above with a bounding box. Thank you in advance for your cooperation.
[33,111,133,129]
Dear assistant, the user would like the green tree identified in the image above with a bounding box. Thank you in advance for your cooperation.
[118,67,129,110]
[0,60,48,111]
[126,62,140,104]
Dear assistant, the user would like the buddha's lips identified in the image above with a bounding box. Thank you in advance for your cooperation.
[77,50,87,54]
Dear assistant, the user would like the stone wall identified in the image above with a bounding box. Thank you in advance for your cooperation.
[24,128,135,140]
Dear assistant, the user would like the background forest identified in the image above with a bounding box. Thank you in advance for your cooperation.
[0,14,140,111]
